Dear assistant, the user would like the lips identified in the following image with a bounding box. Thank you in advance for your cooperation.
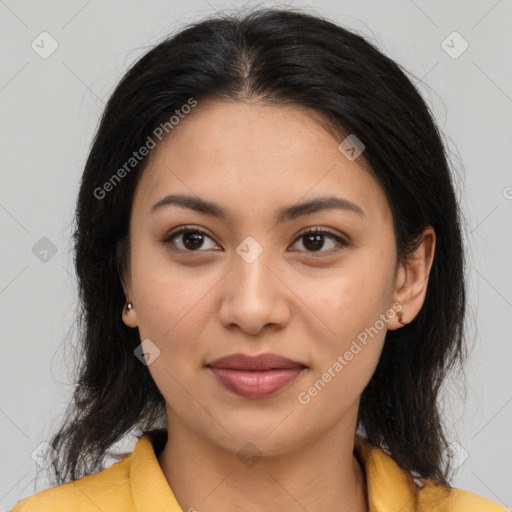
[208,353,305,371]
[206,353,307,398]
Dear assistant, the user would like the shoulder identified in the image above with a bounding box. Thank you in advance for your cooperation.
[10,454,133,512]
[354,435,508,512]
[417,478,508,512]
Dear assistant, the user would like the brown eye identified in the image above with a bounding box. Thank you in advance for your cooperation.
[291,228,348,256]
[160,227,219,252]
[159,226,349,256]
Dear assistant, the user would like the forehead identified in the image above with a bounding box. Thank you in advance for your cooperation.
[133,100,391,225]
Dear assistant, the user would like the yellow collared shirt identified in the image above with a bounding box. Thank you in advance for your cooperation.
[11,433,508,511]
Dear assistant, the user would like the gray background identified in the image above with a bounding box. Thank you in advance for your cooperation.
[1,0,511,509]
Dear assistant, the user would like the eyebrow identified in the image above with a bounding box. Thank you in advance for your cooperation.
[150,193,365,223]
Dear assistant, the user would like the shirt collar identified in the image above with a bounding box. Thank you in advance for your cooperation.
[353,434,426,511]
[130,429,183,511]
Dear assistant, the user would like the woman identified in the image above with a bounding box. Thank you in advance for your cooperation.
[11,7,507,512]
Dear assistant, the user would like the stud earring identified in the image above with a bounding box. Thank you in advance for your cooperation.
[127,302,134,311]
[397,308,406,325]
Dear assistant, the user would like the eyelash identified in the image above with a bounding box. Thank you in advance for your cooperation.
[159,225,350,257]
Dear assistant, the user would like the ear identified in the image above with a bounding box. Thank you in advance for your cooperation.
[388,226,436,330]
[118,239,139,329]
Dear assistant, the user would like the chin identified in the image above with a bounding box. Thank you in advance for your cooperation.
[202,416,307,457]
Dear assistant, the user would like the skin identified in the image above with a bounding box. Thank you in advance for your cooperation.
[121,99,435,512]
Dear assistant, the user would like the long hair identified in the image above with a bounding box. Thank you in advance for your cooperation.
[48,6,466,487]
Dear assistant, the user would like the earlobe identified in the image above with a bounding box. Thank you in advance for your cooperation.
[120,273,138,328]
[122,300,138,328]
[118,246,138,328]
[388,226,436,330]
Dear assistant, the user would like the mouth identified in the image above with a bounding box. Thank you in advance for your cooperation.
[206,353,307,399]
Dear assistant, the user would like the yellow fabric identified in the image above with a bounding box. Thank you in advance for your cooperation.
[11,432,508,511]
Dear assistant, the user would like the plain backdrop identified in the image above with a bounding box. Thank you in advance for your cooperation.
[1,0,511,509]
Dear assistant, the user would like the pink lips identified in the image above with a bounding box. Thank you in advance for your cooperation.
[207,353,306,399]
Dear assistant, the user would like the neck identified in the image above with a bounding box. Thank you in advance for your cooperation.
[157,409,368,512]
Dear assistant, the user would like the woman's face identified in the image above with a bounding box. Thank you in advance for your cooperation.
[122,99,407,456]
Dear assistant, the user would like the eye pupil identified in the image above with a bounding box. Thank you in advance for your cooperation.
[183,232,205,250]
[303,233,325,251]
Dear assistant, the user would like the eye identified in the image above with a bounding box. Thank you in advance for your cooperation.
[160,225,349,256]
[290,227,349,256]
[159,226,220,253]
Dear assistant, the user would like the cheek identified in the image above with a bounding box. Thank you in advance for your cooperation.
[318,257,394,341]
[303,250,395,393]
[297,283,388,420]
[131,241,213,328]
[130,260,215,409]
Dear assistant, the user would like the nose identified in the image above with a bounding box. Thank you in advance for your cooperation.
[218,241,291,336]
